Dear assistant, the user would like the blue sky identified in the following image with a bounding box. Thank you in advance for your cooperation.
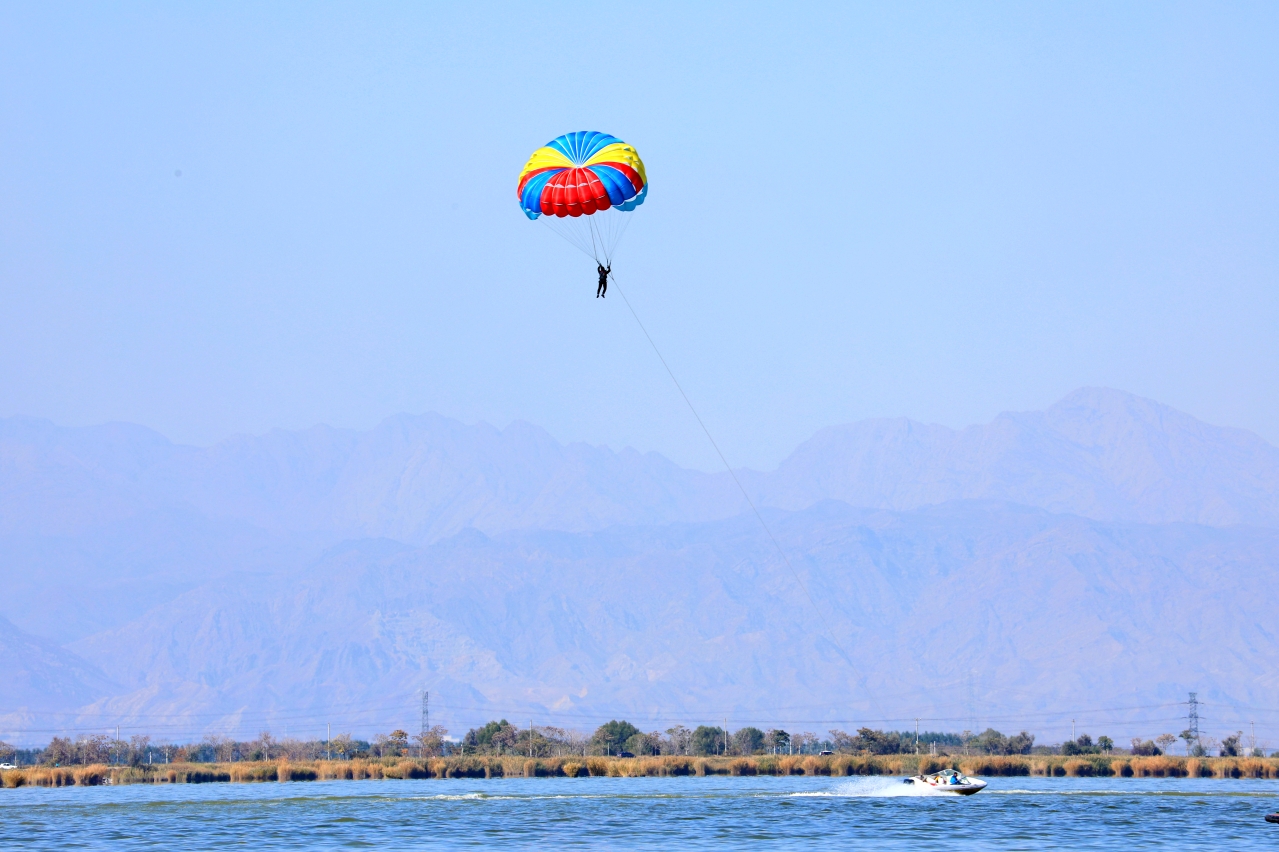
[1,2,1276,469]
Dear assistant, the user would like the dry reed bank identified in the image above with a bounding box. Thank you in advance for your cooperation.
[4,754,1279,788]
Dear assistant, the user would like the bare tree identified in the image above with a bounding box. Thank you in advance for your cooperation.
[253,731,276,761]
[491,724,521,755]
[330,733,355,760]
[535,726,572,757]
[44,737,75,766]
[524,725,579,758]
[665,726,691,756]
[128,735,151,766]
[205,735,235,763]
[277,738,312,761]
[79,734,112,765]
[413,726,450,757]
[563,728,591,757]
[792,732,818,755]
[764,729,791,755]
[827,730,855,753]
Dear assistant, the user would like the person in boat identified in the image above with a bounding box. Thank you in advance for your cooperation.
[596,263,610,298]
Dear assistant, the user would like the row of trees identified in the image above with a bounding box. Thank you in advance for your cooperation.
[457,720,833,757]
[7,735,160,768]
[1129,731,1266,758]
[452,722,1038,758]
[0,727,454,767]
[2,725,1266,766]
[453,723,1260,758]
[1060,733,1114,755]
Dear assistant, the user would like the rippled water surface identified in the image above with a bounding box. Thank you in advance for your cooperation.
[4,775,1278,849]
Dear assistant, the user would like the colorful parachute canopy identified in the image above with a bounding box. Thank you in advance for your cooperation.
[517,131,647,220]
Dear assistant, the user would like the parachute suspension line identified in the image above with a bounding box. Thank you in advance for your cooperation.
[539,209,636,269]
[587,211,621,268]
[606,273,884,719]
[607,210,634,267]
[589,215,604,266]
[539,216,595,263]
[597,216,612,267]
[606,215,617,264]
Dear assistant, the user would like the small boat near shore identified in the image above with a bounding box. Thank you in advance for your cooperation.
[902,768,987,795]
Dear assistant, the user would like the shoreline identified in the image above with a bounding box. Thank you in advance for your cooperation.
[4,753,1278,788]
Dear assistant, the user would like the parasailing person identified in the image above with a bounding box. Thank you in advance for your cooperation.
[516,131,647,296]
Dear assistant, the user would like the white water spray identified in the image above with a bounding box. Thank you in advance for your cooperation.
[791,777,968,798]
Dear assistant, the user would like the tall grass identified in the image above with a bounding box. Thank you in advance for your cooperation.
[957,756,1032,777]
[2,754,1276,787]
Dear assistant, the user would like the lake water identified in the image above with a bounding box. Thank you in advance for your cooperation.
[3,775,1277,849]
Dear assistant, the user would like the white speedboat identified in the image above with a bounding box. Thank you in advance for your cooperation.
[902,768,987,795]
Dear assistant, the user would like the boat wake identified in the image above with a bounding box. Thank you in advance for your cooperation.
[791,778,967,798]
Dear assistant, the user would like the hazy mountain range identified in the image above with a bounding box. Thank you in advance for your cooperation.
[1,387,1276,743]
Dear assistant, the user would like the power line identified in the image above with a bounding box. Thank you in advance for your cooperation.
[0,696,1189,732]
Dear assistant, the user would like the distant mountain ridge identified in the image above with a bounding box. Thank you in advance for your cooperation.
[747,388,1279,527]
[3,388,1278,544]
[58,501,1279,736]
[0,413,732,542]
[0,615,117,712]
[1,388,1277,739]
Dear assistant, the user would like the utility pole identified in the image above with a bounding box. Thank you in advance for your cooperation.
[529,720,533,758]
[327,723,331,761]
[1187,692,1200,751]
[1071,720,1075,741]
[420,690,430,758]
[915,719,920,755]
[724,718,729,756]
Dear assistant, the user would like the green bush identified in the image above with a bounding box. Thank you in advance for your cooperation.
[593,721,641,755]
[691,726,728,756]
[732,728,766,755]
